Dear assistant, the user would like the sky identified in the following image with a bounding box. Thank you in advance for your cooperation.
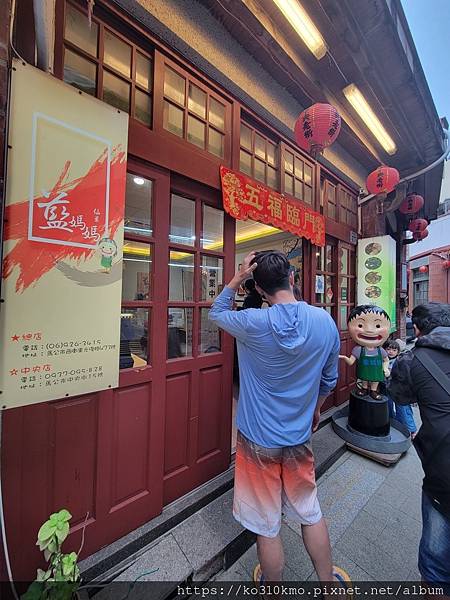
[401,0,449,119]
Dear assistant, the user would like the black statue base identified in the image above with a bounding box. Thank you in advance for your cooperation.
[332,388,411,455]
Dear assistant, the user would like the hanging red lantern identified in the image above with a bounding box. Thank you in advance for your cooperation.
[294,103,341,157]
[409,218,428,234]
[413,229,429,241]
[366,166,400,195]
[399,193,424,215]
[442,260,450,270]
[419,265,428,273]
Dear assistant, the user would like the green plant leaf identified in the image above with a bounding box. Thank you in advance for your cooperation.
[43,549,52,562]
[56,509,72,523]
[36,568,52,582]
[55,522,69,543]
[38,521,57,542]
[20,581,45,600]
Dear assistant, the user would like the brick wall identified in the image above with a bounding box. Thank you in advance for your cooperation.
[429,252,450,303]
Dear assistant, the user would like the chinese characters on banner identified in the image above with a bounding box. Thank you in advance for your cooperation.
[0,60,128,409]
[220,166,325,247]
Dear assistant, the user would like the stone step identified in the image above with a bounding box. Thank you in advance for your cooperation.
[82,419,346,600]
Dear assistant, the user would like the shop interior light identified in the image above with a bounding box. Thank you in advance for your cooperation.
[343,84,397,155]
[133,177,145,185]
[272,0,327,60]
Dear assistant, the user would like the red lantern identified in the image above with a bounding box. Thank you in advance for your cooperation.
[419,265,428,273]
[366,166,400,195]
[409,218,428,234]
[442,260,450,270]
[294,103,341,156]
[399,194,424,215]
[413,229,429,241]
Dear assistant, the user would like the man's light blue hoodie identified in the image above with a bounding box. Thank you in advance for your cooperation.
[209,286,340,448]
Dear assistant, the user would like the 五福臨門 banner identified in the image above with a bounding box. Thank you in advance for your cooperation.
[0,60,128,409]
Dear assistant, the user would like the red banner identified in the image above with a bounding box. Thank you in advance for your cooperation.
[220,167,325,247]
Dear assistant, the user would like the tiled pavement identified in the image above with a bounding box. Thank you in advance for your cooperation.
[216,420,423,583]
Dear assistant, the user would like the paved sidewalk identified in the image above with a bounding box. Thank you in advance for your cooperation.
[215,421,423,582]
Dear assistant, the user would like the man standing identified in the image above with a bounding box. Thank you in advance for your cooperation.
[389,303,450,593]
[209,250,344,583]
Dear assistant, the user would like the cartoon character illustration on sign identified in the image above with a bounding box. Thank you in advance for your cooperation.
[98,237,117,273]
[339,305,391,400]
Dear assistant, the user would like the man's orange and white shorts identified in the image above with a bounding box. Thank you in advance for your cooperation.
[233,431,322,537]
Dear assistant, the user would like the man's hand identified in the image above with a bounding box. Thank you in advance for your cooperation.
[228,251,258,291]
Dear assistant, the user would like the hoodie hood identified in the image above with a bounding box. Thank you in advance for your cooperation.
[416,326,450,352]
[267,303,308,354]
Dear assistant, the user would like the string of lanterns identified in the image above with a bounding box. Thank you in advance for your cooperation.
[294,103,429,242]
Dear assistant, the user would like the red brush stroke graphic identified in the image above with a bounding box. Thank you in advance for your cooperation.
[3,148,126,293]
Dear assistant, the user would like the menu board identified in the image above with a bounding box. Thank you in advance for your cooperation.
[357,235,396,330]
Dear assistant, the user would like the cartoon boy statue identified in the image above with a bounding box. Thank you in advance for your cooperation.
[339,305,391,400]
[98,237,117,273]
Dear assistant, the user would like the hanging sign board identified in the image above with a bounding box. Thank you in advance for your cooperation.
[220,166,325,246]
[0,60,128,409]
[357,235,396,331]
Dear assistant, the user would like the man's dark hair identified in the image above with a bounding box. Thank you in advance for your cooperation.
[385,340,400,352]
[412,302,450,335]
[251,250,291,296]
[347,304,391,324]
[244,279,256,293]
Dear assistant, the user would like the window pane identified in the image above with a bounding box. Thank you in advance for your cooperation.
[304,163,312,186]
[65,4,98,56]
[199,309,221,354]
[208,128,224,158]
[187,115,206,149]
[255,134,266,160]
[240,123,252,150]
[294,158,303,179]
[122,242,152,301]
[340,276,348,301]
[284,173,294,196]
[209,98,225,130]
[163,101,184,137]
[168,308,193,358]
[135,89,152,126]
[267,142,277,166]
[202,205,223,251]
[136,52,152,90]
[328,203,336,220]
[170,194,195,246]
[316,247,324,271]
[340,306,348,330]
[254,158,265,183]
[103,71,130,112]
[64,49,96,95]
[125,173,152,236]
[340,248,349,274]
[326,245,333,271]
[188,83,206,119]
[294,179,303,200]
[164,67,185,105]
[120,308,149,368]
[284,151,294,174]
[304,185,312,204]
[201,256,223,301]
[325,275,333,302]
[267,166,277,190]
[104,30,131,77]
[240,150,252,175]
[169,251,194,301]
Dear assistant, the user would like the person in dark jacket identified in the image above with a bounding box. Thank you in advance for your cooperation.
[242,278,263,309]
[389,303,450,592]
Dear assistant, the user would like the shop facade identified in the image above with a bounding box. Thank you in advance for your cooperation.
[1,0,445,579]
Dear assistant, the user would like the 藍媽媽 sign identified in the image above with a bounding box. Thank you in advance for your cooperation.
[0,60,129,408]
